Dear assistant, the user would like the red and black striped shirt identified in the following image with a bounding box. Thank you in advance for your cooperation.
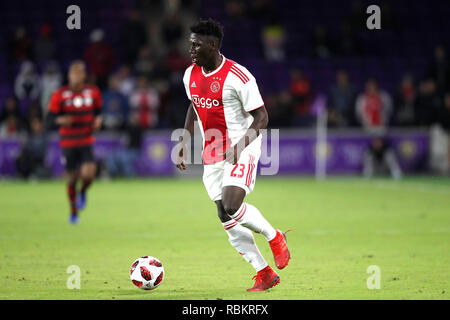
[48,84,102,148]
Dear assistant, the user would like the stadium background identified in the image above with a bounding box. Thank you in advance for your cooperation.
[0,0,449,301]
[0,0,449,178]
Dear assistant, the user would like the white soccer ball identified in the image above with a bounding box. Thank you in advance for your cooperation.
[129,256,164,290]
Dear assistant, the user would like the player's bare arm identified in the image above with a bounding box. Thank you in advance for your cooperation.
[176,102,195,171]
[223,106,269,164]
[93,115,102,131]
[55,115,73,127]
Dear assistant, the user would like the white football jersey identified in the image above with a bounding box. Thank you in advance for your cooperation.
[183,55,264,164]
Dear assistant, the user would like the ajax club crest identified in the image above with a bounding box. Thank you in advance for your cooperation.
[210,80,221,93]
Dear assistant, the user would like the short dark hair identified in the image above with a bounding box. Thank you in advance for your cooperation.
[190,18,224,48]
[69,59,86,69]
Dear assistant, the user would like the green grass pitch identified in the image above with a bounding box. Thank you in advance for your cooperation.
[0,176,449,300]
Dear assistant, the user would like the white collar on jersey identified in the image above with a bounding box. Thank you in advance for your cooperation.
[201,54,226,77]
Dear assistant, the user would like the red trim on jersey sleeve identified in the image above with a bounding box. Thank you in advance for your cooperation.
[230,70,248,84]
[230,65,249,82]
[230,65,250,84]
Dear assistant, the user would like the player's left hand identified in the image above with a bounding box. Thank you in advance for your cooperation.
[93,116,102,131]
[175,145,187,171]
[222,144,241,165]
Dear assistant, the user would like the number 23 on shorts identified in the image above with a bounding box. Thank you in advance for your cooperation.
[230,163,245,178]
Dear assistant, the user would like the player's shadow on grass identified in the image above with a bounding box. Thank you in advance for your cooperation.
[113,288,212,299]
[114,289,155,297]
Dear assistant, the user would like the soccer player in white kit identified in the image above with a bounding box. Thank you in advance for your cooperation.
[176,19,290,291]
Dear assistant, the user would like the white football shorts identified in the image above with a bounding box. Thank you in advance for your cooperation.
[202,137,262,201]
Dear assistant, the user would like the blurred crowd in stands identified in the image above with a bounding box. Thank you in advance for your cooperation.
[0,1,196,141]
[264,47,450,133]
[1,0,450,140]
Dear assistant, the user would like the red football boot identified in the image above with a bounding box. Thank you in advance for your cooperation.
[269,230,291,269]
[247,265,280,291]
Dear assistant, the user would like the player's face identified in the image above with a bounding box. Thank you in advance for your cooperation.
[68,63,86,86]
[189,33,213,67]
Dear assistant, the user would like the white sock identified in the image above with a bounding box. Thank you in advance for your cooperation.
[230,202,277,241]
[222,220,268,272]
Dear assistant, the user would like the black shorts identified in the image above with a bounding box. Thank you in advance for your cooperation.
[62,145,95,171]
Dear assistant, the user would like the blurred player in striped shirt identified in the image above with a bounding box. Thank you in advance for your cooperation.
[47,60,102,224]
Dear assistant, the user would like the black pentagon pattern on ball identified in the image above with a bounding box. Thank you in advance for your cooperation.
[140,266,152,281]
[149,259,162,267]
[130,260,139,275]
[154,271,164,286]
[132,280,143,287]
